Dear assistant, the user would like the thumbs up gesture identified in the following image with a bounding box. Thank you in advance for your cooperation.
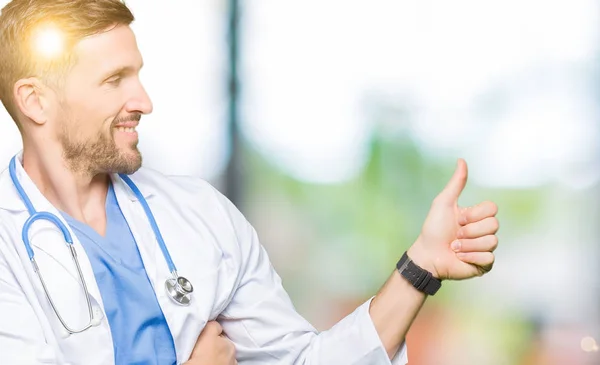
[407,159,499,281]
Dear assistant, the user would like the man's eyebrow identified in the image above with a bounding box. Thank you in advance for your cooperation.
[102,62,144,80]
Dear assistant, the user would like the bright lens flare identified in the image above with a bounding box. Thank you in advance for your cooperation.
[32,26,65,58]
[581,336,599,352]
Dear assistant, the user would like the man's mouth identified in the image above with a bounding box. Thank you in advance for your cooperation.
[115,126,137,133]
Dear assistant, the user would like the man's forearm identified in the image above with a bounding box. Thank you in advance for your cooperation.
[368,267,427,359]
[368,159,499,360]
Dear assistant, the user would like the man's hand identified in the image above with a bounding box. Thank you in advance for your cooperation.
[184,321,237,365]
[408,158,499,280]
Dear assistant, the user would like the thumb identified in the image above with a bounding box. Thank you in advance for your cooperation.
[191,321,223,358]
[199,321,222,339]
[439,158,468,203]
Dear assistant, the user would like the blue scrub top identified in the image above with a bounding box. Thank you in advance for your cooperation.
[61,183,177,365]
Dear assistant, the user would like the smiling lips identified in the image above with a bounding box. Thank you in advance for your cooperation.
[114,122,138,134]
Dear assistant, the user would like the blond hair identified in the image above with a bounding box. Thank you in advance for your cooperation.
[0,0,135,127]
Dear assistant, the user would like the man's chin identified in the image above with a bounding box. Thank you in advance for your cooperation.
[113,149,142,175]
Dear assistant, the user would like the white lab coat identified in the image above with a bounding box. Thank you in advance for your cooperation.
[0,153,408,365]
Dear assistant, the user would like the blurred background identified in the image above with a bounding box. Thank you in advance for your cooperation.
[1,0,599,364]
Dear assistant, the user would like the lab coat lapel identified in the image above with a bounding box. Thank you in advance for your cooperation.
[4,154,104,309]
[111,174,165,301]
[111,173,198,365]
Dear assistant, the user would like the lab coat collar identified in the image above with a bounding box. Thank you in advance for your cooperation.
[112,169,156,203]
[0,151,155,212]
[0,151,158,311]
[0,152,106,310]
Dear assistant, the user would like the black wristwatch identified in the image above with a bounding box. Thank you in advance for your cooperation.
[396,252,442,296]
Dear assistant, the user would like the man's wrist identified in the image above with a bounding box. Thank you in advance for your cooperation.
[407,239,441,280]
[396,250,442,296]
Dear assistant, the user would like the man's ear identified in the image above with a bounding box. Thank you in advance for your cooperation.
[13,77,49,126]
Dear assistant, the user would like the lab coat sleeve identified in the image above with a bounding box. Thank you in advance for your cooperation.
[0,230,61,364]
[212,189,408,365]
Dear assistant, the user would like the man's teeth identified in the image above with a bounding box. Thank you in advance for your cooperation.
[117,127,136,133]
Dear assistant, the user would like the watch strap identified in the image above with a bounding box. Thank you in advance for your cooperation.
[396,251,442,295]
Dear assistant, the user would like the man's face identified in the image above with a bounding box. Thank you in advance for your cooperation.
[50,24,152,175]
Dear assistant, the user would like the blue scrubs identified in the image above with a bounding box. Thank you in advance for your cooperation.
[61,183,177,365]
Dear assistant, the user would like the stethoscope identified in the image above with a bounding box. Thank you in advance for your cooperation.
[9,156,194,335]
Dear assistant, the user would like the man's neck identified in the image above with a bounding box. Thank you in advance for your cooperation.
[22,143,110,235]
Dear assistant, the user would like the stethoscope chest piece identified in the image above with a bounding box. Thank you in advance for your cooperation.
[9,155,197,334]
[165,275,193,306]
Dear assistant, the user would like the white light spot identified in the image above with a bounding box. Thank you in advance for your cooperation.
[581,336,598,352]
[32,25,65,59]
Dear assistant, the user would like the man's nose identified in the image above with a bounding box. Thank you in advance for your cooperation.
[126,80,153,115]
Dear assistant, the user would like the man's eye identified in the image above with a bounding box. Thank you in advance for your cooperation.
[106,76,122,85]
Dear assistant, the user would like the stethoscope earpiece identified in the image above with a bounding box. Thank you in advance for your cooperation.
[90,316,102,327]
[9,155,194,336]
[59,327,71,339]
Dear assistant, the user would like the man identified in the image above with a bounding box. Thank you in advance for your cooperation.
[0,1,499,364]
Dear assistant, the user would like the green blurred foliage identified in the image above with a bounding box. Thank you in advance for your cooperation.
[241,119,553,364]
[244,130,547,291]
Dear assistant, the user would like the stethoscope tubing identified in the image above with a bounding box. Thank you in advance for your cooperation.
[8,155,193,335]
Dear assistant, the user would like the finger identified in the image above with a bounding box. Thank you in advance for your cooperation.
[437,159,468,204]
[450,235,498,253]
[457,217,499,239]
[459,201,498,225]
[225,338,237,363]
[201,321,223,337]
[191,322,223,358]
[456,251,494,273]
